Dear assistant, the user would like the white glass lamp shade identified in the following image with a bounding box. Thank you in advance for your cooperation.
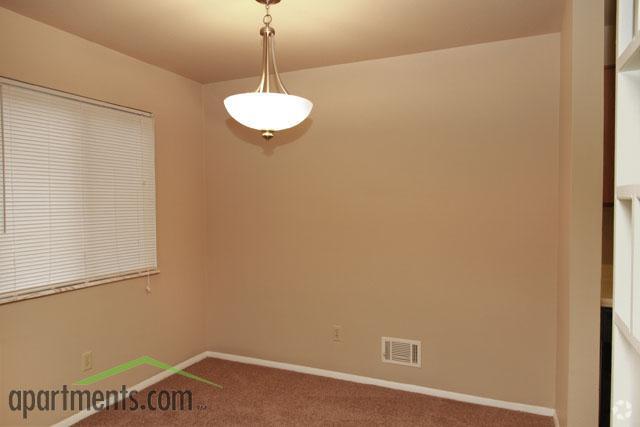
[224,92,313,132]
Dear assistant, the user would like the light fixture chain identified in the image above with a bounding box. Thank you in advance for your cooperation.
[263,1,272,26]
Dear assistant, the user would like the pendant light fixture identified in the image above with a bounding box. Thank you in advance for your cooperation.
[224,0,313,140]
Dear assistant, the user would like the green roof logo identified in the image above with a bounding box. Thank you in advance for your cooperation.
[75,356,221,388]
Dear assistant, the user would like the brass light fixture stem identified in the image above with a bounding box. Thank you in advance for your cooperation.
[254,0,287,139]
[255,2,287,95]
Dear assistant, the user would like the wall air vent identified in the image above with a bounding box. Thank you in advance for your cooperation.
[381,337,421,367]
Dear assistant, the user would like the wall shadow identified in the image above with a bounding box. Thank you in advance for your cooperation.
[225,118,313,156]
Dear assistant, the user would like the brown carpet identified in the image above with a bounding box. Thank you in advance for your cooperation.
[79,357,554,426]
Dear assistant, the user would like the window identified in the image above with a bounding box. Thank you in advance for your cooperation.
[0,79,157,302]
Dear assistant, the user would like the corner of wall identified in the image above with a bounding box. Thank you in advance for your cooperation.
[555,0,604,425]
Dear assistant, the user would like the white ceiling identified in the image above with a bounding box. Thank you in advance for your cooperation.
[0,0,564,83]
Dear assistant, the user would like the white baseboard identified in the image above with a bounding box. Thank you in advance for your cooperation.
[52,352,209,427]
[206,351,557,418]
[54,350,557,425]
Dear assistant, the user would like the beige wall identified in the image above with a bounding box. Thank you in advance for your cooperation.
[204,33,561,408]
[0,8,207,425]
[555,0,604,426]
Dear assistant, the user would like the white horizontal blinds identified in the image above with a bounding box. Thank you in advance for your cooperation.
[0,86,8,293]
[140,118,157,272]
[0,86,5,233]
[0,83,156,295]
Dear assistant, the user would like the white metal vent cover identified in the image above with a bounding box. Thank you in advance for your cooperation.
[381,337,421,367]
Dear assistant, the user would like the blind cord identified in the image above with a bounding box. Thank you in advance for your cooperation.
[140,115,152,295]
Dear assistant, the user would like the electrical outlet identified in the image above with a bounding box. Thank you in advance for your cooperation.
[81,351,93,372]
[332,325,342,342]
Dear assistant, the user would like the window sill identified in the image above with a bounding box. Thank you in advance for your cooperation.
[0,269,160,306]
